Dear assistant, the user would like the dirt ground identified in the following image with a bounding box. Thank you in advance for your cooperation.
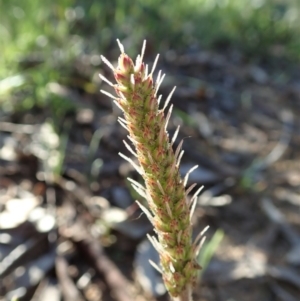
[1,45,300,301]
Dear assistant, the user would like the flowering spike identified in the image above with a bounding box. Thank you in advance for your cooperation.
[101,41,207,298]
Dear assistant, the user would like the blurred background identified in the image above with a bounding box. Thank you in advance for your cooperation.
[1,0,300,300]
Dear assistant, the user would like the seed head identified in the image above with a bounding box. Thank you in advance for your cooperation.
[100,40,207,298]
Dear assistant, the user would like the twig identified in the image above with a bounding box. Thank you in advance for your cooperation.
[0,121,39,134]
[56,256,84,301]
[76,238,134,301]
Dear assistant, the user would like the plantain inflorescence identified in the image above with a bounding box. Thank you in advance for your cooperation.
[100,40,208,300]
